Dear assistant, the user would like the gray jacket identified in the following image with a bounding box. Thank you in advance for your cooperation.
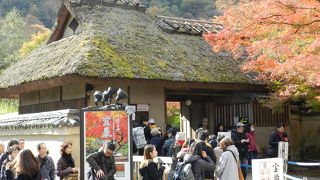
[37,155,56,180]
[86,151,116,180]
[215,145,239,180]
[183,154,214,180]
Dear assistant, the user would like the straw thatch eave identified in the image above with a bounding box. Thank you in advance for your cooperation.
[0,0,260,98]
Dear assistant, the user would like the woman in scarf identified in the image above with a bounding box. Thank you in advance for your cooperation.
[57,142,78,180]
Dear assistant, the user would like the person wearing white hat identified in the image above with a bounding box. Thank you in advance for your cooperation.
[148,118,158,130]
[231,122,249,179]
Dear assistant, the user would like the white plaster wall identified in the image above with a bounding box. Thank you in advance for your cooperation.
[130,85,165,130]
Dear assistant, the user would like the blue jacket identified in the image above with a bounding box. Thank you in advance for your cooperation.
[149,136,164,155]
[161,137,175,156]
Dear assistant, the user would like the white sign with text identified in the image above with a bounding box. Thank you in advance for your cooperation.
[252,158,284,180]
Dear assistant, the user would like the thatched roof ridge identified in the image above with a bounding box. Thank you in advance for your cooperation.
[0,0,256,97]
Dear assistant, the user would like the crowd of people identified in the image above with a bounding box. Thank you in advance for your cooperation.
[0,119,289,180]
[133,118,289,180]
[0,140,79,180]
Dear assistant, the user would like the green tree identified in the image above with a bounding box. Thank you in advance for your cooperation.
[0,9,26,73]
[167,102,181,128]
[19,25,51,58]
[0,99,18,114]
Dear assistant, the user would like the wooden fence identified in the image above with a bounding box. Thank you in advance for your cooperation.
[212,103,289,127]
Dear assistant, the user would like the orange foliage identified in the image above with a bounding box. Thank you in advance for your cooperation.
[204,0,320,105]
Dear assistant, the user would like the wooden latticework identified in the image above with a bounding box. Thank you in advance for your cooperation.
[156,15,223,35]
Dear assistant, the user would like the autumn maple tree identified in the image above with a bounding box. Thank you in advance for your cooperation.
[204,0,320,109]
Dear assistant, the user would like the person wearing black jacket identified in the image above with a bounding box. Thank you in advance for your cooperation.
[86,143,116,180]
[231,122,249,179]
[5,149,41,180]
[149,129,164,155]
[137,118,152,155]
[57,142,78,180]
[0,139,19,179]
[268,124,289,157]
[183,142,215,180]
[139,145,165,180]
[1,146,19,180]
[197,130,216,179]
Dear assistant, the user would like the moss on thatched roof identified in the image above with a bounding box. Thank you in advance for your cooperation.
[0,0,252,90]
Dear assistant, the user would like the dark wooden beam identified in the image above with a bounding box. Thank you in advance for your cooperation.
[0,75,268,98]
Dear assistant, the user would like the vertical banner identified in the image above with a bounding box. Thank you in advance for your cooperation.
[81,110,132,180]
[252,158,284,180]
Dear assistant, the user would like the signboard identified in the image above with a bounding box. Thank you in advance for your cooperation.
[218,132,231,139]
[252,158,284,180]
[81,110,132,180]
[137,104,149,112]
[278,142,289,161]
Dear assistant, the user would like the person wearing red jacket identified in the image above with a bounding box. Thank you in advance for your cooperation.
[246,124,257,165]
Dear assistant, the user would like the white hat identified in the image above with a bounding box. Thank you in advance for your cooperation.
[175,132,186,141]
[151,128,160,136]
[148,118,155,124]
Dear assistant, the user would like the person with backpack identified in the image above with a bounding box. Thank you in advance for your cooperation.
[139,145,165,180]
[175,142,214,180]
[86,143,116,180]
[169,132,185,171]
[133,118,152,155]
[161,128,177,157]
[215,138,240,180]
[36,143,56,180]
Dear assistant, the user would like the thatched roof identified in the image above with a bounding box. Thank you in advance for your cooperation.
[0,0,257,97]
